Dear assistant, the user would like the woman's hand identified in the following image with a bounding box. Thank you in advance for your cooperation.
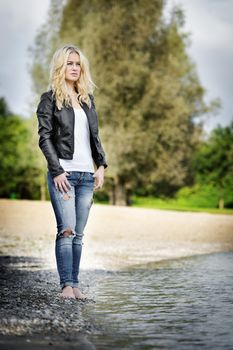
[53,172,71,193]
[93,166,105,191]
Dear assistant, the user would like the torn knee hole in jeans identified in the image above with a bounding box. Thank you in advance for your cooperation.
[58,227,74,238]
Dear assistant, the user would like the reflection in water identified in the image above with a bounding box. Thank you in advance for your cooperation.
[81,252,233,350]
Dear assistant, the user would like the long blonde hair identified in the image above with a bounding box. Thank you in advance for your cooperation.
[49,44,96,110]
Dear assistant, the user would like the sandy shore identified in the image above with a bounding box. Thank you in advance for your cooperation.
[0,199,232,269]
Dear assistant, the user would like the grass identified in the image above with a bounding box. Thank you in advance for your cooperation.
[130,196,233,215]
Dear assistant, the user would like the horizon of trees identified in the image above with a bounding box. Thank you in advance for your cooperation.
[0,96,232,208]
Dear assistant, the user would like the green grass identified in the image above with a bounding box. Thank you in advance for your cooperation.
[131,196,233,215]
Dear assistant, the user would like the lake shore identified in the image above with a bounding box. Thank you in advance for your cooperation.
[0,199,233,349]
[0,199,232,270]
[1,253,233,349]
[0,255,98,349]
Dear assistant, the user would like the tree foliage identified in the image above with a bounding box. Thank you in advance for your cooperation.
[30,0,217,205]
[192,123,233,208]
[0,98,43,199]
[58,0,211,203]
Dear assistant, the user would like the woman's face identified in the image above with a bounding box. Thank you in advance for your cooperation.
[65,52,81,83]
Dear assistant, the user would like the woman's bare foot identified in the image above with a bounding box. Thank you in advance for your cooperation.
[73,287,87,300]
[60,286,75,299]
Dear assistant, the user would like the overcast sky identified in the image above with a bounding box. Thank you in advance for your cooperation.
[0,0,232,132]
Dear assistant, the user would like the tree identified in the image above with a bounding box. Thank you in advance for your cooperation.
[59,0,212,204]
[0,97,42,199]
[193,122,233,208]
[0,97,11,116]
[31,0,214,205]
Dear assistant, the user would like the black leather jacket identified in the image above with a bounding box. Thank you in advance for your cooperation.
[36,90,108,178]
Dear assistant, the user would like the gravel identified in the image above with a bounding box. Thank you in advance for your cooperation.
[0,256,97,349]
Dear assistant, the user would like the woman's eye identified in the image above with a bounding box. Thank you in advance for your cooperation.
[67,62,80,66]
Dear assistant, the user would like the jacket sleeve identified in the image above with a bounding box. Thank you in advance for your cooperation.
[90,95,108,169]
[36,92,65,178]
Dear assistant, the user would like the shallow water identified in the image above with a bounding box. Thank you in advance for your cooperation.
[82,252,233,350]
[0,252,232,349]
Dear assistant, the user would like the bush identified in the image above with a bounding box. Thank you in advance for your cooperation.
[175,183,230,208]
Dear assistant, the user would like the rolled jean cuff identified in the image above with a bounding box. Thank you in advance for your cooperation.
[61,281,74,289]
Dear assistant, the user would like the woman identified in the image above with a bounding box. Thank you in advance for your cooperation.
[36,44,107,299]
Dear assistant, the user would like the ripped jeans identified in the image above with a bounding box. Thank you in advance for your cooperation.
[47,170,94,290]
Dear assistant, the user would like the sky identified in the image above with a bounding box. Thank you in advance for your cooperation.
[0,0,232,132]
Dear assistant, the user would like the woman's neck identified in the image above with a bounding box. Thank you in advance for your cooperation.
[66,82,77,95]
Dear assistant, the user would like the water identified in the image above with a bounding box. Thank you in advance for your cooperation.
[81,252,233,350]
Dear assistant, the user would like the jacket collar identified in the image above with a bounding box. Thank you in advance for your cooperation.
[50,89,94,127]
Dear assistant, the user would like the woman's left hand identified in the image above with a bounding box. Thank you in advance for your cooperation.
[93,166,105,190]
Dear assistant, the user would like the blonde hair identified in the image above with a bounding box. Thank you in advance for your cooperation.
[49,44,97,110]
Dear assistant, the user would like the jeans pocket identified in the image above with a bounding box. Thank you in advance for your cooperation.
[87,172,94,179]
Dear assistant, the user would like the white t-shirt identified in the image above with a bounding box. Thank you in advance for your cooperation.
[59,107,95,173]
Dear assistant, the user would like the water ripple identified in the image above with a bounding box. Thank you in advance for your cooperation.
[82,252,233,350]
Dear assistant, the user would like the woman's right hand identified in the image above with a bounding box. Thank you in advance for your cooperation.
[53,172,71,193]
